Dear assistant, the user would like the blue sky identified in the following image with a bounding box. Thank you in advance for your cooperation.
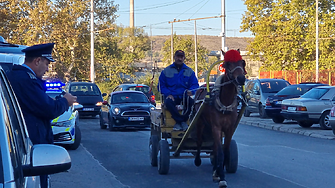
[113,0,252,37]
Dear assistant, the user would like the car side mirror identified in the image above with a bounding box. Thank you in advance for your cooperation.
[102,93,107,97]
[73,103,83,110]
[22,144,71,177]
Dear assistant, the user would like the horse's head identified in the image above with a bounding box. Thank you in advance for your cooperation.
[222,49,246,86]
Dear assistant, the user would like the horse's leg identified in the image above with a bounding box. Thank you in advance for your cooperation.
[212,126,227,187]
[194,118,204,167]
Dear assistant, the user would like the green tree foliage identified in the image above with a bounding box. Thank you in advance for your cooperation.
[161,34,210,77]
[135,72,161,102]
[1,0,150,86]
[241,0,335,71]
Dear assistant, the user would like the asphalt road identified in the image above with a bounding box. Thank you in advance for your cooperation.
[51,117,335,188]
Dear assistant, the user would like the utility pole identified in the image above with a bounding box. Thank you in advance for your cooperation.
[130,0,134,28]
[194,20,198,78]
[220,0,226,60]
[150,25,153,70]
[171,22,174,64]
[168,15,223,71]
[90,0,95,82]
[316,0,319,82]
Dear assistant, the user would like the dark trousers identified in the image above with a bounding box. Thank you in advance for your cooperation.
[40,174,48,188]
[164,96,194,124]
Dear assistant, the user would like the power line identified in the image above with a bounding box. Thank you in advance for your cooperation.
[189,0,210,19]
[118,0,191,12]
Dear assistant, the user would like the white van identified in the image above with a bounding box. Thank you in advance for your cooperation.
[0,36,27,74]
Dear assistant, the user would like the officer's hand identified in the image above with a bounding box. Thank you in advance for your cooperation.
[187,90,192,96]
[166,95,174,101]
[63,93,77,106]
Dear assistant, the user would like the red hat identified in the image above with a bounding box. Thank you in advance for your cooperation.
[224,49,242,63]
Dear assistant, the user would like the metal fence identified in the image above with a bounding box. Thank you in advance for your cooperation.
[259,70,335,85]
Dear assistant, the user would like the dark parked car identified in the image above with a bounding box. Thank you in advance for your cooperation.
[265,83,328,123]
[99,90,155,131]
[244,78,290,118]
[65,81,106,117]
[113,84,156,106]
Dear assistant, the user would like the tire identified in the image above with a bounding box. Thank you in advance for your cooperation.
[297,121,313,128]
[332,127,335,135]
[69,125,81,150]
[149,135,159,167]
[210,153,215,166]
[158,140,170,175]
[272,116,285,123]
[99,114,107,129]
[258,104,268,118]
[225,140,238,173]
[319,111,331,130]
[108,116,115,131]
[244,108,251,117]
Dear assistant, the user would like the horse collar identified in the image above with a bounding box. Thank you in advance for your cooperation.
[214,94,237,114]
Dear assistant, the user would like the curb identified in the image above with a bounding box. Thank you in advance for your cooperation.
[240,119,335,140]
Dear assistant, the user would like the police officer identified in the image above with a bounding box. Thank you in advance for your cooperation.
[158,50,199,131]
[7,43,77,188]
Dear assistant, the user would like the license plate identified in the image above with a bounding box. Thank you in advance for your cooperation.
[288,107,296,111]
[128,117,144,121]
[276,101,282,104]
[83,108,94,111]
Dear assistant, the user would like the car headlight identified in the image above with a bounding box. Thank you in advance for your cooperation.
[51,119,74,127]
[113,107,120,115]
[150,106,156,111]
[96,102,103,106]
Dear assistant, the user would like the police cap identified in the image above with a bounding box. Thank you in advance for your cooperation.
[22,43,55,62]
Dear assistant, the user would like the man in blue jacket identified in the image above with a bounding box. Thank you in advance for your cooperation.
[158,50,199,131]
[7,43,77,188]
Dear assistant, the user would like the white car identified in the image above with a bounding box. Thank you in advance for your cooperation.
[46,82,83,150]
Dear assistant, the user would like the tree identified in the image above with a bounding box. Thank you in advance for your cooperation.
[241,0,335,71]
[161,34,210,77]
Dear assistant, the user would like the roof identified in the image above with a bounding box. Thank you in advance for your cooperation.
[119,84,149,87]
[112,90,145,95]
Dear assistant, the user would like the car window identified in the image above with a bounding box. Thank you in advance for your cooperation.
[128,86,151,95]
[261,81,290,93]
[70,84,101,96]
[301,88,329,99]
[112,93,149,103]
[276,85,312,96]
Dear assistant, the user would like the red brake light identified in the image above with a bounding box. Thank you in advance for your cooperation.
[281,105,287,110]
[266,98,271,106]
[151,95,155,101]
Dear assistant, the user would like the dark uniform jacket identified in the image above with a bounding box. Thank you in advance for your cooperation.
[7,65,69,144]
[158,63,199,99]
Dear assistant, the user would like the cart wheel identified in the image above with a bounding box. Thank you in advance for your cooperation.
[149,135,159,167]
[225,139,238,173]
[158,140,170,175]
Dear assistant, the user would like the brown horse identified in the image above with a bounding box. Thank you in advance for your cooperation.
[192,50,246,188]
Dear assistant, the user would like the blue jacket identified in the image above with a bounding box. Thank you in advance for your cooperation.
[7,65,69,145]
[158,63,199,98]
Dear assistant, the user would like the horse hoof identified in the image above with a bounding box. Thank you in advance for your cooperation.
[219,180,227,187]
[194,158,201,167]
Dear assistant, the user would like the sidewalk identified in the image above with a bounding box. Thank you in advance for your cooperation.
[240,114,335,140]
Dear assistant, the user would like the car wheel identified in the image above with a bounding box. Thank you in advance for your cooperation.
[272,116,285,123]
[297,121,313,128]
[258,104,268,118]
[108,116,115,131]
[149,135,159,167]
[319,111,331,130]
[244,108,251,117]
[69,125,81,150]
[99,114,107,129]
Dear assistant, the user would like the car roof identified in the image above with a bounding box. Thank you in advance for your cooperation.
[289,83,328,86]
[257,78,288,82]
[112,90,145,94]
[314,85,335,89]
[119,84,149,87]
[68,81,97,86]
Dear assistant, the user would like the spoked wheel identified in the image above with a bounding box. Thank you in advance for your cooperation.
[157,140,170,174]
[319,111,331,130]
[225,139,238,173]
[149,135,159,167]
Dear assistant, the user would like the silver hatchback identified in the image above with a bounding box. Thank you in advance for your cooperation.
[281,86,335,129]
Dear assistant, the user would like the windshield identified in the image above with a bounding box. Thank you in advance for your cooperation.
[301,88,329,99]
[127,86,152,95]
[260,80,290,93]
[276,85,313,96]
[112,93,149,103]
[70,85,101,96]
